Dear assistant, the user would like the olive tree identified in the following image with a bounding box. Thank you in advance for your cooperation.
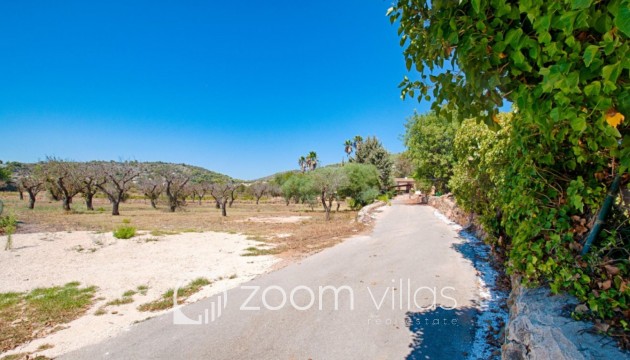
[311,167,348,221]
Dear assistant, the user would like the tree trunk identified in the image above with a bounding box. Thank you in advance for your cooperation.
[336,201,340,212]
[18,191,23,200]
[321,191,331,221]
[168,195,177,212]
[150,198,157,209]
[256,197,261,205]
[85,193,94,210]
[229,197,235,208]
[112,200,120,216]
[221,200,228,216]
[215,200,221,209]
[28,191,36,209]
[62,197,71,211]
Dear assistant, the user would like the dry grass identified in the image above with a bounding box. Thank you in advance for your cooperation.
[0,192,369,258]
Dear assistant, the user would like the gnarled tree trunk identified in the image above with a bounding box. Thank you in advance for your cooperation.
[27,191,36,209]
[85,193,94,211]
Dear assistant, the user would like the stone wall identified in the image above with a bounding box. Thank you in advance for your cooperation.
[502,275,628,360]
[427,194,489,240]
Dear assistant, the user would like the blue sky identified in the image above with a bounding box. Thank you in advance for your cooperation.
[0,1,428,180]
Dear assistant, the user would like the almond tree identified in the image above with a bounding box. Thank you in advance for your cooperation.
[16,166,45,209]
[210,181,236,217]
[44,158,84,211]
[251,182,269,205]
[191,181,214,205]
[96,162,140,216]
[156,166,191,212]
[80,163,106,211]
[137,175,164,209]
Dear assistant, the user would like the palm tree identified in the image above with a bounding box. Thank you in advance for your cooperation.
[307,151,318,171]
[298,156,307,173]
[353,135,363,151]
[344,140,353,160]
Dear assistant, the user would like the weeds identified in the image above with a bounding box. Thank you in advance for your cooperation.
[113,226,136,239]
[0,282,97,352]
[242,246,277,256]
[136,285,149,295]
[138,278,210,312]
[149,229,180,236]
[1,214,17,251]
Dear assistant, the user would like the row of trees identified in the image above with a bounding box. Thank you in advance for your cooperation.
[275,163,382,220]
[4,160,273,217]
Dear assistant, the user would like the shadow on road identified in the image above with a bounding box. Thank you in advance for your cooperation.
[405,306,478,359]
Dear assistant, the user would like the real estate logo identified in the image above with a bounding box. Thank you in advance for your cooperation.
[172,284,228,325]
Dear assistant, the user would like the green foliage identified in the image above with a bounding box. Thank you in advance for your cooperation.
[280,173,317,205]
[391,152,414,178]
[113,225,136,239]
[338,163,381,209]
[0,282,97,350]
[392,0,630,338]
[404,111,457,193]
[0,167,10,186]
[1,214,17,251]
[352,136,394,190]
[450,114,512,236]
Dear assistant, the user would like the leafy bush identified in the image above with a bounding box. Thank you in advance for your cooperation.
[339,163,381,209]
[113,226,136,239]
[1,214,17,251]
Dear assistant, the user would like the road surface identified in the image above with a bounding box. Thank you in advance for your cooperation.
[63,199,485,359]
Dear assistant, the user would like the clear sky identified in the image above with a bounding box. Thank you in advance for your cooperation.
[0,0,428,180]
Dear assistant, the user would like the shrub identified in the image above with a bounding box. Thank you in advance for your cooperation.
[113,226,136,239]
[1,214,17,251]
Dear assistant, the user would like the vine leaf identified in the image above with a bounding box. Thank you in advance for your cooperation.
[605,109,625,128]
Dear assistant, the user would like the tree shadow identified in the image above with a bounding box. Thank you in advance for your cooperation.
[405,306,479,359]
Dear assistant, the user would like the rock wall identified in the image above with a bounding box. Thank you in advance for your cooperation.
[502,275,629,360]
[427,195,630,360]
[427,194,489,240]
[356,201,386,224]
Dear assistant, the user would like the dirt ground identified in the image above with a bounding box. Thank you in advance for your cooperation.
[0,192,369,258]
[0,192,371,359]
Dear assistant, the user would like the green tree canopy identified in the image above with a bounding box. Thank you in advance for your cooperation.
[404,111,456,193]
[352,136,393,191]
[339,163,381,209]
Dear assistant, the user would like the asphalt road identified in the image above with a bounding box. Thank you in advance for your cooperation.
[63,200,482,359]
